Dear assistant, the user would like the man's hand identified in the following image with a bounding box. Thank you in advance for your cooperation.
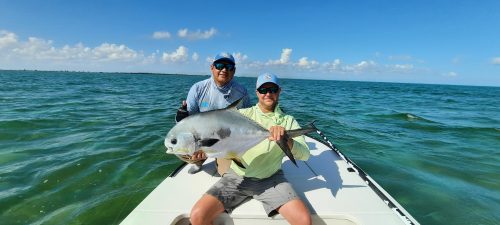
[190,150,207,162]
[175,100,189,122]
[268,125,293,149]
[268,125,285,141]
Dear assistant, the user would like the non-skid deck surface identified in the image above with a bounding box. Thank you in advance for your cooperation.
[120,137,415,225]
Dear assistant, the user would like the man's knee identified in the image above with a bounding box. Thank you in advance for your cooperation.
[278,199,311,225]
[190,206,208,225]
[296,212,312,225]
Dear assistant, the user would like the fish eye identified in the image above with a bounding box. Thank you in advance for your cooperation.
[171,138,177,145]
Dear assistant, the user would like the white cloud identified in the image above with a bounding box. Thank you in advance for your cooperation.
[296,57,319,69]
[192,52,199,61]
[92,43,138,61]
[178,29,188,37]
[444,71,458,77]
[12,37,55,59]
[232,52,248,64]
[280,48,292,64]
[324,59,342,72]
[204,52,248,65]
[392,64,414,70]
[4,34,139,62]
[492,57,500,65]
[0,30,149,71]
[1,30,424,77]
[342,60,376,72]
[0,30,18,49]
[152,31,171,40]
[162,45,188,63]
[357,60,376,68]
[142,52,157,64]
[236,49,414,76]
[267,48,292,65]
[177,28,217,40]
[319,60,376,74]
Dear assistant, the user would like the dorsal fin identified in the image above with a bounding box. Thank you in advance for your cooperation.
[226,97,243,110]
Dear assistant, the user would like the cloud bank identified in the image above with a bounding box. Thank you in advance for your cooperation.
[1,29,422,77]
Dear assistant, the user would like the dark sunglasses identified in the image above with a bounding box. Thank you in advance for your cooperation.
[213,63,235,71]
[257,87,279,94]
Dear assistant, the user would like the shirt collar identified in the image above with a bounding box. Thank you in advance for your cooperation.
[256,103,284,117]
[211,78,234,92]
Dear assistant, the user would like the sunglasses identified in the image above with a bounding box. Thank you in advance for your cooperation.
[257,87,279,94]
[213,63,235,71]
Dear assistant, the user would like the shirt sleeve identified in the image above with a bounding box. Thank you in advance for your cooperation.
[241,94,252,108]
[186,84,200,114]
[289,118,310,161]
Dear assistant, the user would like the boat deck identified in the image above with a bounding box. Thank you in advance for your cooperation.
[120,136,418,225]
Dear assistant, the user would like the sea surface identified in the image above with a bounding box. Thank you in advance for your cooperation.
[0,70,499,225]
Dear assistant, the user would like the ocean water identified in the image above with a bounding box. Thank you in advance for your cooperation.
[0,70,499,225]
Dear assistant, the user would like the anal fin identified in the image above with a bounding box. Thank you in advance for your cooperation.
[231,158,246,169]
[276,134,298,167]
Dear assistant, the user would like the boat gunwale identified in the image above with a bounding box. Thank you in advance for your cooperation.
[310,130,419,225]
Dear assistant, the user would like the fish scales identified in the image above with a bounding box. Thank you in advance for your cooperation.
[164,98,317,167]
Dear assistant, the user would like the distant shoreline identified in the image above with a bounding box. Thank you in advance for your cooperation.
[0,68,199,77]
[1,69,498,88]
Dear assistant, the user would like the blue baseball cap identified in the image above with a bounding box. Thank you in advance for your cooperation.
[213,52,235,65]
[256,73,280,89]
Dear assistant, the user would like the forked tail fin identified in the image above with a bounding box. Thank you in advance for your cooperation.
[277,121,318,167]
[286,120,318,138]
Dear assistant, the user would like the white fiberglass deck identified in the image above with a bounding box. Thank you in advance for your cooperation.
[120,136,419,225]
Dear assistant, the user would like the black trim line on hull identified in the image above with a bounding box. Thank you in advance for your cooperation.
[310,129,418,225]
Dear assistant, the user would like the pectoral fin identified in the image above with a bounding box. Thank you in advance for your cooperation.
[198,138,219,147]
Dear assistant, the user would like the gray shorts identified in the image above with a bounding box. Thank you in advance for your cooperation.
[206,170,298,217]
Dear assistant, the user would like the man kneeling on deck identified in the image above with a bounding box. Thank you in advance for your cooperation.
[190,73,312,225]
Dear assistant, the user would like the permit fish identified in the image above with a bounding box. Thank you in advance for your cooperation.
[164,99,317,167]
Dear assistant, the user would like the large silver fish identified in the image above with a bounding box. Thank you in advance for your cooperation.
[164,99,317,167]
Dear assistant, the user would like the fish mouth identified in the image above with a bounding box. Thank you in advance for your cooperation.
[165,146,174,154]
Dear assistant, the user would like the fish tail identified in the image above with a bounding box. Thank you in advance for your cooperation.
[286,120,318,138]
[276,134,297,167]
[278,121,318,167]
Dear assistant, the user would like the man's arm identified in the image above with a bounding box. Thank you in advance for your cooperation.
[242,94,252,108]
[185,83,200,114]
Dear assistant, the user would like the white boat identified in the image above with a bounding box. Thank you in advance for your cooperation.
[121,131,420,225]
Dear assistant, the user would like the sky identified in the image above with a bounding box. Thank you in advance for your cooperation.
[0,0,499,86]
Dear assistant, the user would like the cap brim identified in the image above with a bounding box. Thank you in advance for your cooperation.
[257,82,279,89]
[213,59,235,65]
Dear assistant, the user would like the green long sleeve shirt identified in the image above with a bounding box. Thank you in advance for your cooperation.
[231,104,310,179]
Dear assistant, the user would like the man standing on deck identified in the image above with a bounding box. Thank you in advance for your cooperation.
[175,52,251,174]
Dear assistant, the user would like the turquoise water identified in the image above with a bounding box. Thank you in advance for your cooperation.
[1,70,499,225]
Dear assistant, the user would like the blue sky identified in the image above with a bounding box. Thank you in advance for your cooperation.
[1,0,499,86]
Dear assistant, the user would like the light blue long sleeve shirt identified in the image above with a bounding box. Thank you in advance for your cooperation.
[186,78,251,113]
